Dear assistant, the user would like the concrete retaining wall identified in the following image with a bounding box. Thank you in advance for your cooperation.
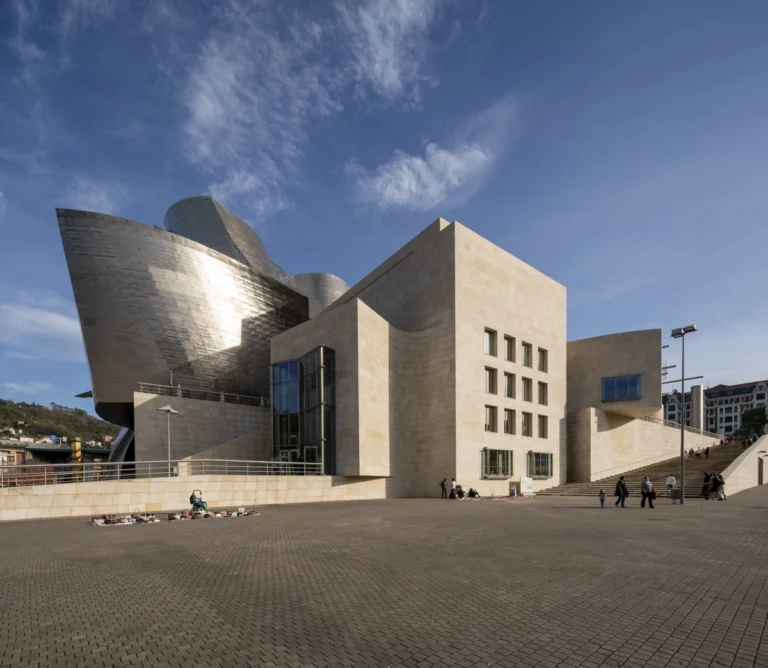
[0,475,387,522]
[721,435,768,496]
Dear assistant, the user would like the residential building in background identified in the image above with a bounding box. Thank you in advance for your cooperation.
[664,380,768,436]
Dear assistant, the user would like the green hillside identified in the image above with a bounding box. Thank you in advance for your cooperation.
[0,399,119,444]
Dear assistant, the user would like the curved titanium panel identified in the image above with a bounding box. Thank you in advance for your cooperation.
[281,273,350,317]
[58,209,308,427]
[164,197,286,279]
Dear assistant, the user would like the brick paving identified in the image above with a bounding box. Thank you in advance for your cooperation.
[2,491,768,668]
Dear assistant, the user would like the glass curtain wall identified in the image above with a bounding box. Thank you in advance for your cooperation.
[271,346,336,474]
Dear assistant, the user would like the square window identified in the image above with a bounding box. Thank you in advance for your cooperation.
[504,409,515,434]
[485,367,497,394]
[538,381,548,406]
[522,377,533,402]
[522,412,533,437]
[504,373,516,399]
[482,449,513,478]
[538,348,548,373]
[527,452,553,477]
[538,415,548,439]
[504,336,516,362]
[484,329,497,356]
[484,405,497,432]
[522,342,533,367]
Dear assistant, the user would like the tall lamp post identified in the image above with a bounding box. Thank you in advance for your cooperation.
[671,325,697,505]
[156,405,180,477]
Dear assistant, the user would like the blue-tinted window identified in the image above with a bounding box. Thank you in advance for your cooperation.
[602,375,643,401]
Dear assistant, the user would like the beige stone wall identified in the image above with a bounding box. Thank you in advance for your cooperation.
[0,475,387,522]
[453,223,567,495]
[568,408,717,482]
[567,329,663,418]
[721,435,767,495]
[133,392,271,462]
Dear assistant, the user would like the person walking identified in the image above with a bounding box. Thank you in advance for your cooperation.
[705,446,710,459]
[599,489,606,508]
[666,473,676,498]
[640,477,655,509]
[440,478,448,499]
[707,473,718,500]
[716,474,727,501]
[702,472,711,497]
[614,476,629,508]
[696,447,702,459]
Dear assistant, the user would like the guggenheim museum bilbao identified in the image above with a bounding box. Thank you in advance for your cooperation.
[58,197,702,498]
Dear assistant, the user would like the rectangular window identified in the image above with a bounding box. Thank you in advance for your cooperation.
[757,393,766,400]
[484,405,497,432]
[484,329,497,356]
[538,382,548,406]
[485,367,497,394]
[522,412,533,437]
[504,372,516,399]
[504,409,515,434]
[724,407,732,413]
[538,415,548,439]
[725,426,733,433]
[538,348,548,373]
[724,416,733,423]
[527,452,553,478]
[504,336,516,362]
[522,342,533,367]
[602,375,643,401]
[482,449,513,478]
[522,377,533,402]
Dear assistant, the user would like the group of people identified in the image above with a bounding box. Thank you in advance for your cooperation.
[605,475,658,508]
[439,478,480,499]
[687,446,710,459]
[702,472,727,500]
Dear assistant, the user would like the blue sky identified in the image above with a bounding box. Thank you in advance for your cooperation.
[1,0,767,413]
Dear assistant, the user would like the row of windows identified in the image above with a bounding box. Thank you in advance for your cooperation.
[481,449,554,479]
[484,368,547,404]
[484,406,548,438]
[484,329,548,372]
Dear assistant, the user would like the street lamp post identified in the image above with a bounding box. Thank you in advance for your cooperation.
[156,405,180,477]
[671,325,697,505]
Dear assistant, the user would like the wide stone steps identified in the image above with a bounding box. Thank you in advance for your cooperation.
[538,445,744,497]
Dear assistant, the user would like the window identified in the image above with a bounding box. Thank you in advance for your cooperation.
[725,407,732,413]
[504,373,516,399]
[484,405,497,432]
[538,415,548,439]
[724,416,733,423]
[504,409,515,434]
[725,426,733,433]
[522,412,533,436]
[485,367,497,394]
[522,342,533,367]
[504,336,516,362]
[668,412,676,419]
[602,375,642,401]
[484,329,497,356]
[527,451,553,478]
[538,382,548,406]
[538,348,548,373]
[482,449,513,478]
[719,417,724,423]
[522,377,533,402]
[757,393,766,400]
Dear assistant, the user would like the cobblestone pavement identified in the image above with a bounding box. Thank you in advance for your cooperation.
[2,490,768,668]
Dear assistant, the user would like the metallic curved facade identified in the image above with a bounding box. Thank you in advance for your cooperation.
[58,208,308,427]
[280,273,350,317]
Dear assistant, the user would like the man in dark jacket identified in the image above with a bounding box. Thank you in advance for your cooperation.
[614,476,629,508]
[702,472,711,497]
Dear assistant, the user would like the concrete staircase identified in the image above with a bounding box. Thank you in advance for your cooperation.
[538,443,745,498]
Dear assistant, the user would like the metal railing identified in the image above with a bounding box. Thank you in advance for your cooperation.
[639,414,716,439]
[136,383,270,408]
[0,458,322,488]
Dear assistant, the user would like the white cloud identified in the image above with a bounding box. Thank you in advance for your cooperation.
[4,381,52,394]
[337,0,439,105]
[61,176,126,214]
[0,289,84,363]
[0,191,7,219]
[346,95,518,211]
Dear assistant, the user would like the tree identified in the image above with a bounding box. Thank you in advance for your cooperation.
[736,407,768,439]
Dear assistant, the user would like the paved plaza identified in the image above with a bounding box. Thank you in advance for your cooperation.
[1,491,768,668]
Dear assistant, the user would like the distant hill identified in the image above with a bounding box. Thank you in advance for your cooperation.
[0,399,119,444]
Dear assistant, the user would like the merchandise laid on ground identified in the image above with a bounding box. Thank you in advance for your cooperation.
[92,507,261,526]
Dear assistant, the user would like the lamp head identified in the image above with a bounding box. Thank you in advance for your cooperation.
[156,405,180,415]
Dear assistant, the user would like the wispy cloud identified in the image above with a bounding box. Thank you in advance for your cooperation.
[346,95,518,211]
[0,191,7,219]
[337,0,439,106]
[4,381,52,394]
[0,288,84,363]
[4,351,37,360]
[60,176,127,214]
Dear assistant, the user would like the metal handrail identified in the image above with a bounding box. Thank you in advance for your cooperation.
[0,458,322,488]
[136,383,270,408]
[638,414,716,438]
